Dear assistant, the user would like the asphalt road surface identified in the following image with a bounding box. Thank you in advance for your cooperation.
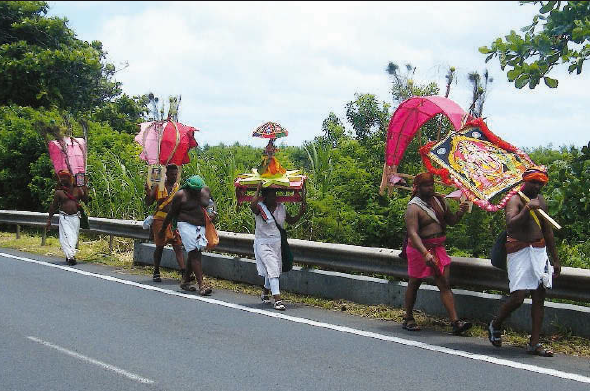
[1,248,589,391]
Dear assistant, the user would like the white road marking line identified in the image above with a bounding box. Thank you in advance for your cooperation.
[3,251,590,385]
[26,336,154,384]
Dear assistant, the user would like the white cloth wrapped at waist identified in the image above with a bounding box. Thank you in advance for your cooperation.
[507,245,552,292]
[59,211,80,259]
[254,240,282,279]
[253,201,285,279]
[177,222,207,252]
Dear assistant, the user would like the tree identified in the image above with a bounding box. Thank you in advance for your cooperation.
[0,1,121,112]
[0,2,152,212]
[320,112,347,148]
[479,1,590,89]
[467,69,493,117]
[344,93,390,143]
[92,94,150,134]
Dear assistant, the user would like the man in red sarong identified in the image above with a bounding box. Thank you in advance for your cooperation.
[402,172,471,334]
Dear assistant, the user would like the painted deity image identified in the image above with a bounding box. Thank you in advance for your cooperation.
[429,126,529,200]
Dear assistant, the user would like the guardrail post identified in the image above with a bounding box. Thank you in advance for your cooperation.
[109,234,114,254]
[133,240,141,266]
[16,224,21,239]
[41,227,47,246]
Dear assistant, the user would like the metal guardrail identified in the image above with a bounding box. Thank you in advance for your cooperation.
[1,210,589,302]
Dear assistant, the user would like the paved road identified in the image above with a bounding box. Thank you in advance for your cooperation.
[1,248,589,391]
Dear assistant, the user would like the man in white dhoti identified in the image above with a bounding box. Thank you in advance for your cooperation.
[46,170,88,265]
[160,176,214,296]
[250,183,305,311]
[488,167,561,356]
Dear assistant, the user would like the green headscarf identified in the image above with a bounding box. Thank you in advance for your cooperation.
[181,175,206,191]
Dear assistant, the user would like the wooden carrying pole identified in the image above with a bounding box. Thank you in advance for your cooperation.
[459,193,473,213]
[517,191,562,230]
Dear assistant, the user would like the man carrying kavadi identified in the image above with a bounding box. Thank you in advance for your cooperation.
[46,170,88,265]
[144,164,186,282]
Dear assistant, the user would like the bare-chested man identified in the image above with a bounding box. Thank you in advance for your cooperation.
[144,164,186,282]
[46,170,88,265]
[160,175,213,295]
[488,167,560,357]
[402,172,471,335]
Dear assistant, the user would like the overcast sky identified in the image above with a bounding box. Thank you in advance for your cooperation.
[47,1,589,150]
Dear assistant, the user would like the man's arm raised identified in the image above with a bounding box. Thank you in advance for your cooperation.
[506,195,530,229]
[285,202,306,225]
[144,183,157,206]
[159,191,182,238]
[443,198,469,226]
[79,185,89,203]
[250,182,262,215]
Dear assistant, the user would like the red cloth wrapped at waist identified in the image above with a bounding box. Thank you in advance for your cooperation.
[406,236,451,278]
[506,236,545,254]
[408,235,447,249]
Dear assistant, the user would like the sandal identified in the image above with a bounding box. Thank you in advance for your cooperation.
[526,343,554,357]
[488,320,502,347]
[152,272,161,283]
[180,270,195,282]
[199,286,212,296]
[180,283,196,292]
[452,320,472,336]
[402,317,421,331]
[274,300,286,311]
[261,291,271,304]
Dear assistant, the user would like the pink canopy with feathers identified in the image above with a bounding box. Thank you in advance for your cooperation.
[48,137,86,175]
[135,121,198,166]
[385,96,468,167]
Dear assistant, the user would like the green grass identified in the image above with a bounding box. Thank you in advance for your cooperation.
[1,228,590,358]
